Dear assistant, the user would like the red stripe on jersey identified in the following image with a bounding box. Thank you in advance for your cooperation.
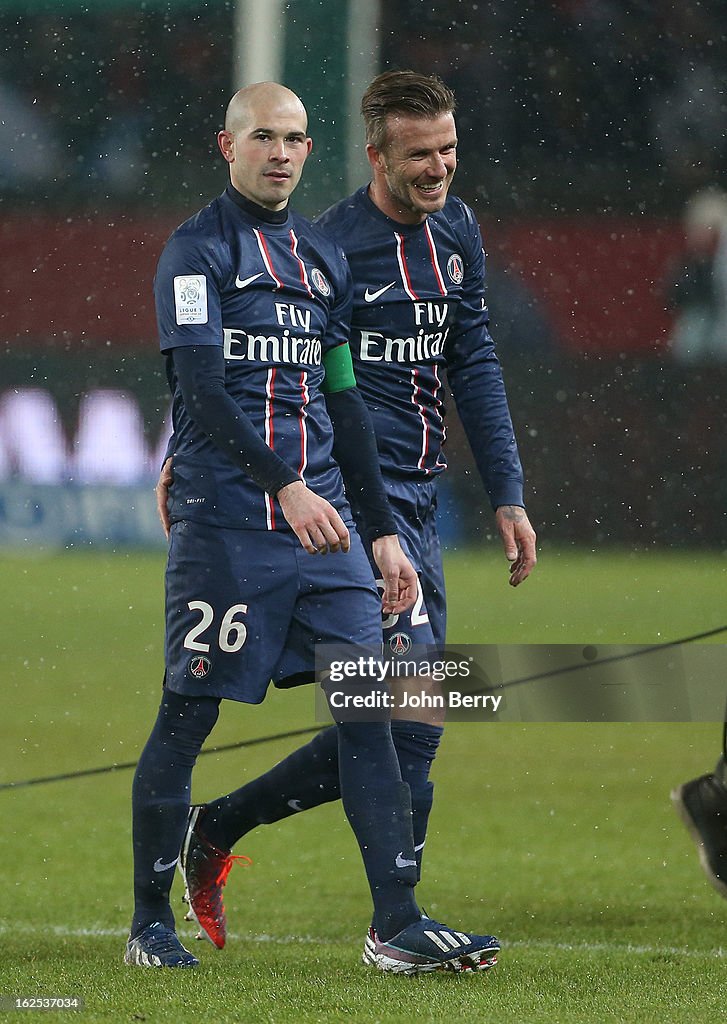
[424,221,447,295]
[433,365,447,468]
[264,367,277,529]
[254,229,284,289]
[298,371,310,478]
[410,368,430,471]
[290,230,313,297]
[394,232,419,301]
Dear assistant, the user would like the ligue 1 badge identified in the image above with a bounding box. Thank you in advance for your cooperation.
[188,655,212,679]
[173,274,208,324]
[389,632,412,656]
[311,267,331,296]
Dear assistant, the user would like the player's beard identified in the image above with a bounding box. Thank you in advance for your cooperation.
[382,167,453,221]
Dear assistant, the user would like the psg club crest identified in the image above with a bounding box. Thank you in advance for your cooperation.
[188,655,212,679]
[447,254,464,284]
[389,632,412,656]
[310,268,331,296]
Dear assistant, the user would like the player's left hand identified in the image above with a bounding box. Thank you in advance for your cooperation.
[371,534,418,614]
[495,505,537,587]
[156,456,174,539]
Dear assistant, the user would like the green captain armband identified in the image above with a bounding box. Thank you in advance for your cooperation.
[321,342,357,393]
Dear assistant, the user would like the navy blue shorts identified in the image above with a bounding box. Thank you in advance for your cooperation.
[164,520,382,703]
[364,477,446,651]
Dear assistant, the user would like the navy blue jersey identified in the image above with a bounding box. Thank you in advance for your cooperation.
[315,187,524,508]
[155,188,353,531]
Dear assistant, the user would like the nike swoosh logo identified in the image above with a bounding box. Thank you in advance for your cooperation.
[235,272,263,289]
[287,799,303,812]
[395,852,417,869]
[364,282,395,302]
[153,856,179,873]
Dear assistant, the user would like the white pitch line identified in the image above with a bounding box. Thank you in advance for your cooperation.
[0,923,724,960]
[508,938,727,959]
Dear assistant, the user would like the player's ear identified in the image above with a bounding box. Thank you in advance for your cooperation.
[306,136,313,156]
[218,130,234,163]
[366,142,384,173]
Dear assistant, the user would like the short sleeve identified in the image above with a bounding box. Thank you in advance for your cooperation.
[154,231,225,352]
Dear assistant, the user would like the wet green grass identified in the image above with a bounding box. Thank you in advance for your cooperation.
[2,547,726,1022]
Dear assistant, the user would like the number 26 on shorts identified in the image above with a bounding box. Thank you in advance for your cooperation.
[183,601,248,654]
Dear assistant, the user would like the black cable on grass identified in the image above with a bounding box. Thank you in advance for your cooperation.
[3,623,726,792]
[0,726,323,791]
[469,623,727,699]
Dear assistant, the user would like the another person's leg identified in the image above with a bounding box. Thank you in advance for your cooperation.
[672,718,727,899]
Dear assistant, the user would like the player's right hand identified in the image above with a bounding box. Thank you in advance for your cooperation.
[156,456,174,540]
[371,534,418,614]
[277,480,350,555]
[495,504,537,587]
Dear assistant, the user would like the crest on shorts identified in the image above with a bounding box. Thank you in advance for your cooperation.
[447,254,464,284]
[389,632,412,656]
[188,655,212,679]
[311,268,331,296]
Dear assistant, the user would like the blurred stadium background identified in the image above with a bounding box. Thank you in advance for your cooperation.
[1,0,726,550]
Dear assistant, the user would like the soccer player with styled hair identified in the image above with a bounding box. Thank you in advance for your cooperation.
[128,80,500,975]
[170,70,535,970]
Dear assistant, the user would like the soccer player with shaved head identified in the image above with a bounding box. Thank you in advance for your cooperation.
[128,81,500,974]
[170,71,534,973]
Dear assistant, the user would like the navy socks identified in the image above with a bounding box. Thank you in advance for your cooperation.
[130,688,220,937]
[201,720,443,914]
[132,692,440,942]
[334,719,419,940]
[202,721,425,939]
[201,726,341,850]
[390,720,442,879]
[202,720,443,877]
